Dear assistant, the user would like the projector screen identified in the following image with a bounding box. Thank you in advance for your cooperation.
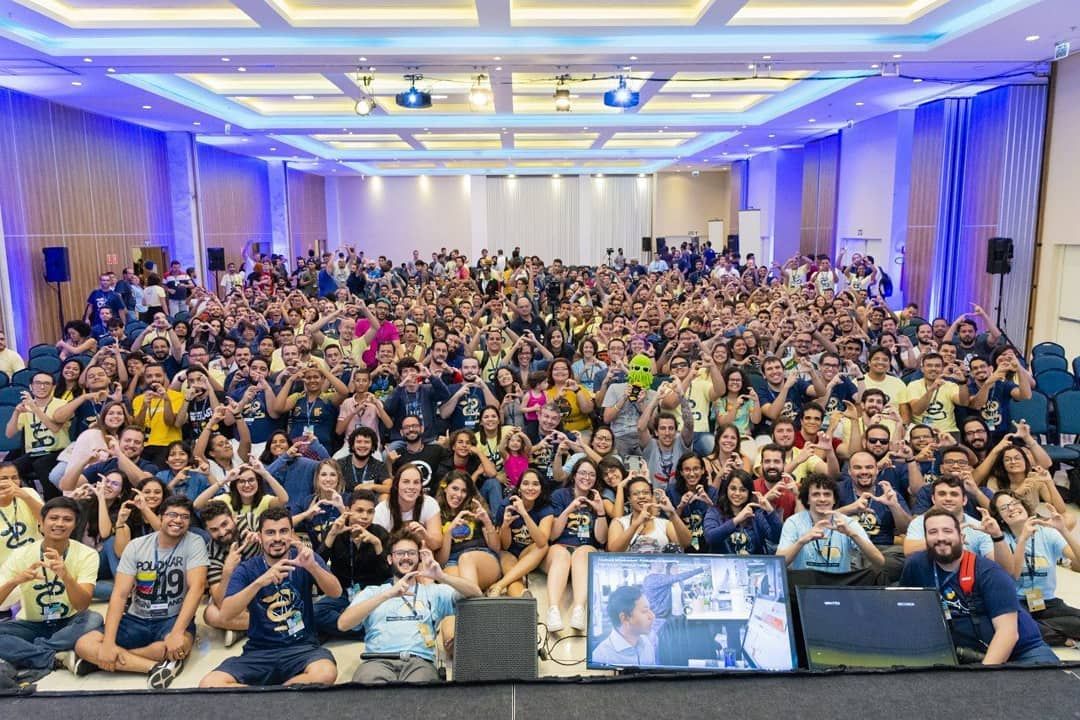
[586,553,797,672]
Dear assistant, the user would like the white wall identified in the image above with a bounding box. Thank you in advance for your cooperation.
[1033,52,1080,357]
[747,151,777,258]
[835,110,913,305]
[652,170,731,240]
[327,174,475,260]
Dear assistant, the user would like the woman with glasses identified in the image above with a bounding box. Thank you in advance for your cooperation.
[990,491,1080,646]
[542,458,607,632]
[666,453,716,553]
[193,459,288,534]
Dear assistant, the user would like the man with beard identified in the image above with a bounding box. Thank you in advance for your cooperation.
[777,474,885,582]
[53,365,114,441]
[942,305,1003,367]
[907,353,969,436]
[388,416,448,494]
[754,444,799,521]
[903,476,1004,564]
[131,363,185,467]
[384,359,449,444]
[337,530,481,684]
[859,423,919,501]
[62,426,159,491]
[336,427,391,495]
[911,446,991,516]
[74,497,207,689]
[836,451,911,581]
[439,357,497,432]
[276,363,350,451]
[960,417,994,467]
[967,352,1031,441]
[899,508,1057,665]
[200,501,261,647]
[425,339,462,386]
[200,507,341,688]
[228,357,282,458]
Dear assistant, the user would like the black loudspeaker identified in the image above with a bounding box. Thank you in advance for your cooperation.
[641,236,653,253]
[727,233,740,255]
[453,597,537,682]
[986,237,1013,275]
[207,247,226,271]
[43,247,70,283]
[655,237,667,255]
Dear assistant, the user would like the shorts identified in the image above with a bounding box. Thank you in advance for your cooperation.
[445,547,500,568]
[215,643,335,686]
[115,615,196,649]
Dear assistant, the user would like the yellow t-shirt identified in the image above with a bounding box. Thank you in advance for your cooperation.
[131,390,185,446]
[0,539,98,621]
[862,374,910,411]
[686,372,716,434]
[224,495,275,533]
[907,378,962,433]
[270,350,329,374]
[475,348,510,385]
[17,398,70,454]
[0,490,43,568]
[546,386,594,433]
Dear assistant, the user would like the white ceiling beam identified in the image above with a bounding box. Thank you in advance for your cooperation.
[694,0,755,28]
[323,73,362,100]
[474,0,512,30]
[589,128,617,150]
[625,75,664,114]
[231,0,291,29]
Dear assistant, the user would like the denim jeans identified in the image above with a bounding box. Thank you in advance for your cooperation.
[0,611,104,669]
[313,594,365,641]
[1012,642,1060,665]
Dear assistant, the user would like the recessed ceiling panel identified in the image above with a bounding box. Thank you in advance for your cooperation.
[232,95,356,114]
[604,131,697,148]
[268,0,478,27]
[514,132,599,149]
[729,0,951,25]
[182,73,341,95]
[416,132,503,149]
[12,0,255,28]
[511,0,718,26]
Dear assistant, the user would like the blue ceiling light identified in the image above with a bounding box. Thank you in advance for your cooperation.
[395,74,431,109]
[603,75,639,109]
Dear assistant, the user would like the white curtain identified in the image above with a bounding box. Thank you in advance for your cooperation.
[485,175,653,265]
[583,175,653,266]
[486,176,579,263]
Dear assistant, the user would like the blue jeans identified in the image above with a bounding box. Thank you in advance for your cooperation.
[479,476,507,514]
[313,594,365,641]
[0,611,104,669]
[692,432,715,456]
[1012,642,1060,665]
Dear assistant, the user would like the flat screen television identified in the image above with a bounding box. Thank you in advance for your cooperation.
[586,553,798,672]
[796,586,957,669]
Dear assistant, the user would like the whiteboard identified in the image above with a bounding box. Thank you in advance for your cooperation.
[738,210,763,264]
[1062,246,1080,321]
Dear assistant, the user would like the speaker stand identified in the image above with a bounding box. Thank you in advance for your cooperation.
[213,270,222,300]
[53,281,66,331]
[993,271,1005,331]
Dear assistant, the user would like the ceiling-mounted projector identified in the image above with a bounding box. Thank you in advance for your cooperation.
[395,75,431,109]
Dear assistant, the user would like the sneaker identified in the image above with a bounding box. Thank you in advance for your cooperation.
[224,630,240,648]
[54,651,78,674]
[545,605,564,633]
[569,605,587,631]
[72,656,99,677]
[147,657,185,690]
[520,589,534,600]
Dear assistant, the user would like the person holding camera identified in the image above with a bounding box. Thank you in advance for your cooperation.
[637,383,695,491]
[899,507,1058,665]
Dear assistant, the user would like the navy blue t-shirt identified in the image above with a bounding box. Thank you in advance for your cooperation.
[753,377,811,425]
[912,484,993,516]
[230,386,281,444]
[899,551,1044,659]
[822,377,859,417]
[967,378,1016,437]
[666,484,718,553]
[442,384,486,431]
[226,549,328,649]
[836,478,911,546]
[494,502,554,557]
[550,488,600,548]
[84,457,160,480]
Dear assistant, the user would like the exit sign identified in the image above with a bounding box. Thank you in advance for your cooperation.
[106,253,119,265]
[1055,41,1070,61]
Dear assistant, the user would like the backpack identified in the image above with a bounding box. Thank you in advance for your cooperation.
[879,270,894,298]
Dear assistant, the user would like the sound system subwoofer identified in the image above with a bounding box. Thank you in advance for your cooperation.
[986,237,1013,275]
[207,247,226,271]
[452,597,537,682]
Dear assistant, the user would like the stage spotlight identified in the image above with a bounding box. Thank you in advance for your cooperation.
[355,97,376,115]
[395,74,431,109]
[354,73,376,116]
[603,76,639,109]
[469,74,491,110]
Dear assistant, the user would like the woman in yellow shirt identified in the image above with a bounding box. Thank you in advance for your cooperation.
[545,358,595,439]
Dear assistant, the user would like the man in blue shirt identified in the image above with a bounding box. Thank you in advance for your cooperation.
[200,507,341,687]
[337,530,481,684]
[899,508,1057,665]
[593,585,656,668]
[83,273,126,326]
[836,451,911,582]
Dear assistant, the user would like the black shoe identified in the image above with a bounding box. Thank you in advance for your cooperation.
[72,657,99,677]
[148,657,185,690]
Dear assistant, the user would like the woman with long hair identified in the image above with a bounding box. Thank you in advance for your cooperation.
[156,440,211,500]
[991,490,1080,646]
[713,369,761,441]
[489,468,553,597]
[434,471,502,592]
[607,474,691,554]
[51,399,129,489]
[372,462,443,550]
[71,471,134,599]
[545,325,575,363]
[984,442,1073,527]
[542,458,607,632]
[492,366,526,427]
[193,458,289,533]
[705,423,753,488]
[290,459,348,548]
[113,476,171,556]
[545,358,595,441]
[55,358,85,401]
[572,337,607,393]
[667,453,718,553]
[261,429,331,509]
[703,470,782,555]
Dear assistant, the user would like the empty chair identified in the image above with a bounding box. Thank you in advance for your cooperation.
[1032,354,1068,374]
[1034,369,1076,397]
[10,367,34,388]
[1010,391,1079,466]
[1032,341,1066,358]
[0,372,7,389]
[0,386,24,407]
[27,344,60,360]
[1073,356,1080,379]
[0,406,21,454]
[28,354,62,375]
[1055,390,1080,455]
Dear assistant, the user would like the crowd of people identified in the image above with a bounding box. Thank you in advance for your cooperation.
[0,240,1076,689]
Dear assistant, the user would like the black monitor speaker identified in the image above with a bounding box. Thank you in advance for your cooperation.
[453,597,537,682]
[986,237,1013,275]
[43,247,70,283]
[207,247,226,272]
[655,237,667,255]
[641,236,652,253]
[727,234,740,255]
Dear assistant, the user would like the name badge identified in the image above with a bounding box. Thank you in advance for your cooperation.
[1024,587,1046,613]
[303,425,316,437]
[43,604,64,621]
[286,611,306,636]
[149,601,170,617]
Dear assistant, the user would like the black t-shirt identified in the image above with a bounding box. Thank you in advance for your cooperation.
[317,524,391,592]
[392,443,449,494]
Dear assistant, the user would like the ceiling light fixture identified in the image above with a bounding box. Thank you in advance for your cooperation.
[594,173,604,178]
[554,74,571,112]
[808,118,816,122]
[629,55,638,60]
[690,93,712,98]
[83,57,92,63]
[142,104,152,110]
[495,66,502,71]
[638,173,647,178]
[855,101,865,106]
[193,121,200,126]
[237,67,247,72]
[762,55,772,60]
[552,174,561,178]
[355,72,376,116]
[221,57,230,62]
[913,78,923,83]
[71,81,82,86]
[892,53,903,58]
[493,56,502,61]
[359,56,367,62]
[1025,34,1040,42]
[106,67,116,73]
[468,73,492,110]
[396,74,432,108]
[294,95,315,100]
[604,76,639,108]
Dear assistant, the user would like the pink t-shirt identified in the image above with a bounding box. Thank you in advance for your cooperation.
[523,390,546,421]
[504,454,529,487]
[355,318,400,367]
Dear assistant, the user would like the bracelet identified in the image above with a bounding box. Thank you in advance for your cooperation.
[991,535,1005,543]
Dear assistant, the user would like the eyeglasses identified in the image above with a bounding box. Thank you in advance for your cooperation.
[31,380,53,386]
[670,363,689,369]
[576,472,597,479]
[866,437,890,445]
[162,512,191,522]
[391,550,419,559]
[997,501,1024,513]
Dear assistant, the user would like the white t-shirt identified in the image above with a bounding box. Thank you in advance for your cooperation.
[614,515,671,554]
[373,495,439,533]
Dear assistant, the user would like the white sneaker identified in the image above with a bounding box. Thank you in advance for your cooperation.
[224,630,241,648]
[54,650,77,674]
[546,605,564,633]
[569,605,587,631]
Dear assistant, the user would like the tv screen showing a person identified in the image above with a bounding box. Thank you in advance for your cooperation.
[586,553,797,672]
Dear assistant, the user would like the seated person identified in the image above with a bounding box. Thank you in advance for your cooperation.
[903,476,1011,567]
[0,498,102,675]
[592,585,656,667]
[836,451,912,581]
[607,475,691,554]
[74,496,207,689]
[337,530,481,684]
[776,474,885,580]
[489,469,554,598]
[200,501,260,647]
[899,507,1058,665]
[200,507,341,688]
[313,490,391,640]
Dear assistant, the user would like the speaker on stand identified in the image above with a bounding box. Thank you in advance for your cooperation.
[452,597,538,682]
[42,247,70,332]
[641,236,653,264]
[207,247,226,298]
[986,237,1013,332]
